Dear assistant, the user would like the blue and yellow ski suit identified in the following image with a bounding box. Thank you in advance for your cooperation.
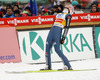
[45,13,71,69]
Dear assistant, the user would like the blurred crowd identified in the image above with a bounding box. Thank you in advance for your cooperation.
[0,0,99,18]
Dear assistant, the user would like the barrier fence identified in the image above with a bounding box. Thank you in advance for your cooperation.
[0,13,100,30]
[0,13,100,63]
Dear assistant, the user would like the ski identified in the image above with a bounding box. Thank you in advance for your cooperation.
[5,69,97,73]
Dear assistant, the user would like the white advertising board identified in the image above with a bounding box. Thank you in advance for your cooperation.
[18,27,95,63]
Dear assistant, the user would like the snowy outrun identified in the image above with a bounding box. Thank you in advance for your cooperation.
[0,59,100,80]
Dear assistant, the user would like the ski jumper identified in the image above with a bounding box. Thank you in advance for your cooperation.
[45,13,72,69]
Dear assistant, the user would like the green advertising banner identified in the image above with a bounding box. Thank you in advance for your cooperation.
[95,27,100,58]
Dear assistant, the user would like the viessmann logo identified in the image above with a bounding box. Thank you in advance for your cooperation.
[80,14,100,21]
[31,17,54,24]
[22,32,44,60]
[7,19,29,26]
[0,21,4,24]
[71,16,78,20]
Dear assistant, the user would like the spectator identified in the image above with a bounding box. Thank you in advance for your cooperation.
[2,8,6,17]
[24,6,32,16]
[13,5,19,11]
[58,5,64,13]
[72,0,78,10]
[48,8,54,15]
[41,9,48,16]
[90,5,99,13]
[89,1,99,9]
[0,7,2,18]
[38,5,44,13]
[3,5,14,18]
[22,11,29,17]
[37,10,42,16]
[0,8,6,18]
[14,10,20,17]
[19,8,23,15]
[53,5,58,15]
[47,4,54,15]
[0,11,2,18]
[74,4,84,14]
[91,1,98,7]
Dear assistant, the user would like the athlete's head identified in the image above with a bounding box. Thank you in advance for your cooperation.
[63,7,70,13]
[64,4,74,14]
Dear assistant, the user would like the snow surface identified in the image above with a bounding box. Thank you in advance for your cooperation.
[0,59,100,80]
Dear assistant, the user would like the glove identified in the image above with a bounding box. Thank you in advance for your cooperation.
[60,37,65,44]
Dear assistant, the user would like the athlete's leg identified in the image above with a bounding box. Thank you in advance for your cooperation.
[45,27,54,69]
[53,26,71,68]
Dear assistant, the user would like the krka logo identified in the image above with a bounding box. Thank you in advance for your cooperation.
[22,31,92,60]
[60,34,92,53]
[22,32,44,60]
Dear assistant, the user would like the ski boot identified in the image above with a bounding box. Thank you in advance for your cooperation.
[40,65,52,70]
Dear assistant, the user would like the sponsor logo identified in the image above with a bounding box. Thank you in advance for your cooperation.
[80,14,100,21]
[31,17,54,24]
[22,32,44,60]
[0,55,15,60]
[7,18,29,26]
[0,21,4,24]
[50,33,92,53]
[58,33,92,53]
[71,16,78,20]
[21,31,92,60]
